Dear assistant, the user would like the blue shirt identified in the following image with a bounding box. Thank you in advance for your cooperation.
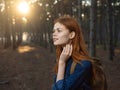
[52,58,92,90]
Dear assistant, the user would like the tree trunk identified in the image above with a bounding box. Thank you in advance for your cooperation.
[89,0,97,57]
[106,0,114,60]
[4,1,11,49]
[78,0,82,26]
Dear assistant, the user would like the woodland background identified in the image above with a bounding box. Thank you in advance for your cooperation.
[0,0,120,90]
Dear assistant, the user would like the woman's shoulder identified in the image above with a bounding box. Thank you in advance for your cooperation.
[80,60,92,64]
[72,60,92,74]
[77,60,92,68]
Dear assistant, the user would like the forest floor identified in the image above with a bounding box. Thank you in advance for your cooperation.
[0,43,120,90]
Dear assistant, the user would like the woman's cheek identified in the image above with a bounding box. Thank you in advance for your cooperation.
[58,36,69,45]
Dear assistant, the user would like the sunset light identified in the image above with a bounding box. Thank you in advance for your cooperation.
[18,1,29,14]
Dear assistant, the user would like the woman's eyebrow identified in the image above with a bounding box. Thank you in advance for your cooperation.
[53,28,63,30]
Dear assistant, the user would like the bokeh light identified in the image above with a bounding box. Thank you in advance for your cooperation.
[18,1,29,14]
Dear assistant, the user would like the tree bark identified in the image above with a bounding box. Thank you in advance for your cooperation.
[4,1,11,49]
[106,0,114,60]
[89,0,97,57]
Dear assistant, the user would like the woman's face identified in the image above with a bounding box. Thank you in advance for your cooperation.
[52,22,71,46]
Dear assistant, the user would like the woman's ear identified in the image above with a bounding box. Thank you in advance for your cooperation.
[69,31,75,39]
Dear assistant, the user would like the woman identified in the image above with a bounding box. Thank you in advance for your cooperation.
[52,15,93,90]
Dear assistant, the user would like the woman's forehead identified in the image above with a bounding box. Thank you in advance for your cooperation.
[54,22,67,29]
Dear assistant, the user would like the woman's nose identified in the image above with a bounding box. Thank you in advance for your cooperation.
[53,32,57,36]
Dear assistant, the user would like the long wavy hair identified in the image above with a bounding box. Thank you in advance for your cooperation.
[53,15,92,73]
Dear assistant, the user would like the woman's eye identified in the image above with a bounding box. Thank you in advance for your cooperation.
[57,30,60,32]
[52,28,62,33]
[57,29,62,32]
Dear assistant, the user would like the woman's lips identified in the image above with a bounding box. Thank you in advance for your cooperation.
[53,38,58,42]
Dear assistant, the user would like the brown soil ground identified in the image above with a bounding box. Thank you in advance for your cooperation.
[0,44,120,90]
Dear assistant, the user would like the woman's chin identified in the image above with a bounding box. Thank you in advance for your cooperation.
[54,43,67,47]
[54,43,61,46]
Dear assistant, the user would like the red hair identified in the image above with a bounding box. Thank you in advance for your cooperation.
[54,15,92,73]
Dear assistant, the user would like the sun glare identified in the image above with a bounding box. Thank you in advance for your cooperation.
[18,1,29,14]
[22,32,28,41]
